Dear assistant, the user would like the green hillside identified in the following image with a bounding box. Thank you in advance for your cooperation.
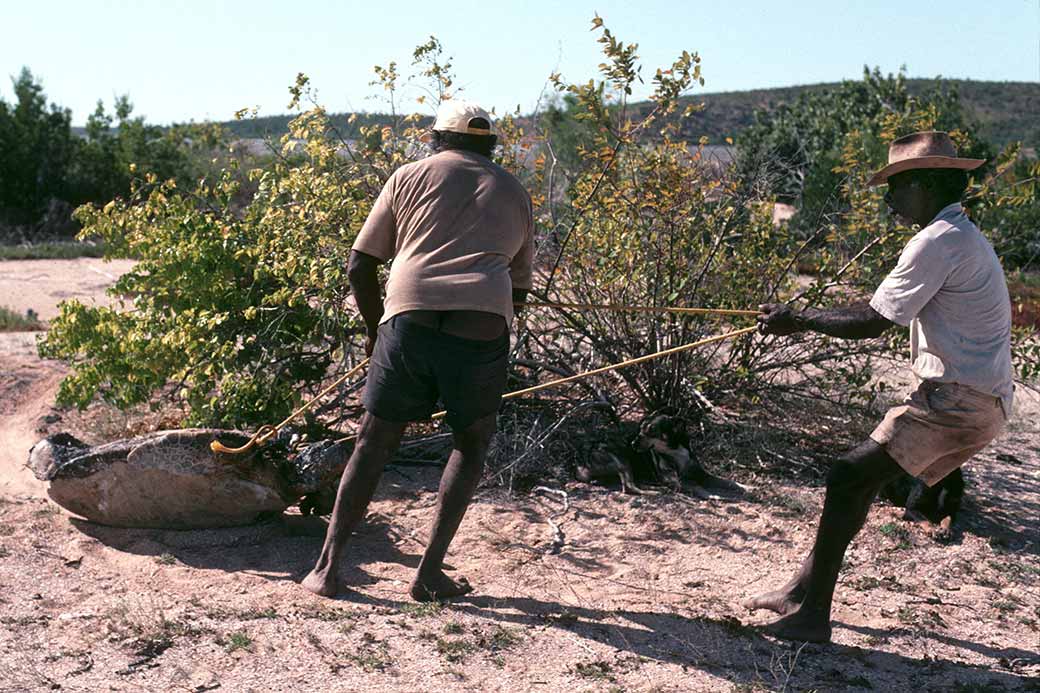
[216,79,1038,147]
[673,79,1040,146]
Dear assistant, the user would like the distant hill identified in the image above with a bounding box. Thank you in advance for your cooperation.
[213,79,1039,147]
[670,79,1040,146]
[218,112,417,140]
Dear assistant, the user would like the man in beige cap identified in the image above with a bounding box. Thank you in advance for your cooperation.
[747,131,1012,642]
[303,100,534,601]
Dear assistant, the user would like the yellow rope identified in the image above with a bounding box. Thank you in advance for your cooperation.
[212,301,763,454]
[334,324,757,443]
[210,358,370,454]
[499,325,757,400]
[520,301,758,317]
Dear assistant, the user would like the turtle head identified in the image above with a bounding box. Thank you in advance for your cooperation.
[287,439,354,516]
[287,440,353,496]
[27,433,90,481]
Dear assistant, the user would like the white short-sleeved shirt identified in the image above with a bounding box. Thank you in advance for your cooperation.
[870,203,1014,413]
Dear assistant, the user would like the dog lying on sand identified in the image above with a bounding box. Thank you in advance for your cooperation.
[576,411,743,498]
[576,410,964,529]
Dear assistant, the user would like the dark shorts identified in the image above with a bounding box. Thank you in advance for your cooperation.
[362,313,510,430]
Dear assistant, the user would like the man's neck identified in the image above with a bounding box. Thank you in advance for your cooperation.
[915,199,961,228]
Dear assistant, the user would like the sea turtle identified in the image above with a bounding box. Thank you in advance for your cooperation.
[27,430,349,529]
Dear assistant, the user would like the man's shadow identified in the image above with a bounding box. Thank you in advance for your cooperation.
[70,511,424,584]
[324,590,1036,690]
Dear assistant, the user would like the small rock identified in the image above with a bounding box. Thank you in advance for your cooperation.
[189,670,220,691]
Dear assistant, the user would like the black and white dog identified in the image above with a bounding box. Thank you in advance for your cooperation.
[577,411,742,498]
[880,467,965,537]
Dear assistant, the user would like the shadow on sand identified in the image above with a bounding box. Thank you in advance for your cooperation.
[63,461,1038,691]
[320,589,1036,691]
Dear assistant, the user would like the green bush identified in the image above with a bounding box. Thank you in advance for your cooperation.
[0,240,105,260]
[0,306,43,332]
[0,68,76,227]
[39,18,1037,437]
[735,68,994,239]
[0,68,228,240]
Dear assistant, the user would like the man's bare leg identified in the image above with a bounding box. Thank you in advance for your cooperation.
[302,413,407,597]
[746,440,903,642]
[410,412,497,601]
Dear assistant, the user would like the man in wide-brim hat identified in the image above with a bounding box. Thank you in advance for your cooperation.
[748,131,1013,642]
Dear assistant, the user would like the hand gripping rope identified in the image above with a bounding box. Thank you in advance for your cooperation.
[210,303,759,454]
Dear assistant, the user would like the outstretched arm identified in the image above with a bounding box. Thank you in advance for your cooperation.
[757,301,895,340]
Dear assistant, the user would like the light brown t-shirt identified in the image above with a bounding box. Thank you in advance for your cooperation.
[352,149,534,325]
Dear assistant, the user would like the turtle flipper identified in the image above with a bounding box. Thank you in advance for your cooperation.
[298,488,337,516]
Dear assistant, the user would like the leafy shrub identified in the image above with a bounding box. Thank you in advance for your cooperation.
[39,46,459,428]
[0,68,228,241]
[40,17,1037,441]
[0,68,76,227]
[735,69,1040,382]
[0,306,43,332]
[735,68,994,237]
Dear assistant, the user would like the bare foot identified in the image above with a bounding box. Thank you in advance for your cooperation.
[761,607,832,643]
[301,568,339,597]
[741,586,804,616]
[409,570,473,602]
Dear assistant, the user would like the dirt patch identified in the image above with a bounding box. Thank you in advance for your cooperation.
[0,257,137,322]
[1,258,1038,691]
[0,332,67,497]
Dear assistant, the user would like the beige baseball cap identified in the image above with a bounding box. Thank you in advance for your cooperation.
[432,100,494,136]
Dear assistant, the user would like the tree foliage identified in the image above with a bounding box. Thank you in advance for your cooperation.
[0,68,225,238]
[39,18,1038,439]
[0,68,76,226]
[736,68,993,229]
[39,46,464,428]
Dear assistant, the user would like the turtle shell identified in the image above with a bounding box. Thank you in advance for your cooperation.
[28,429,296,529]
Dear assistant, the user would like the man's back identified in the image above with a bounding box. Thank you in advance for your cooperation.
[352,149,534,325]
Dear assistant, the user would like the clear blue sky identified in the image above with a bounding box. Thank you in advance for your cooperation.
[3,0,1038,126]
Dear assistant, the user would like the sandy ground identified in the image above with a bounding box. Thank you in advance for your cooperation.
[0,257,137,321]
[1,259,1038,692]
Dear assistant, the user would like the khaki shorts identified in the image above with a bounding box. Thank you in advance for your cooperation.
[870,381,1006,487]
